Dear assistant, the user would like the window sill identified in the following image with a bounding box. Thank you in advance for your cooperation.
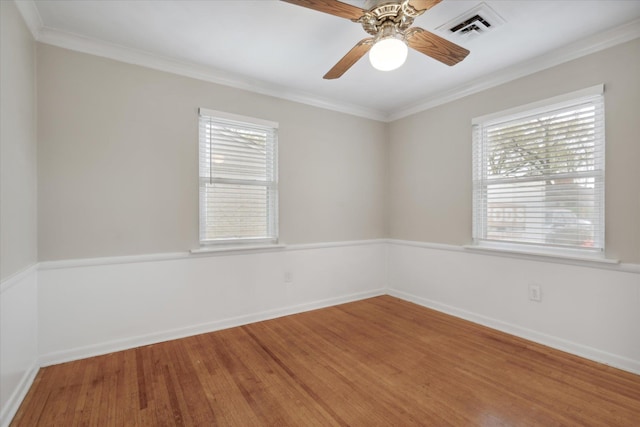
[463,244,619,266]
[190,243,286,256]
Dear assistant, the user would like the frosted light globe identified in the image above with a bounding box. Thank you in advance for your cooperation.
[369,38,408,71]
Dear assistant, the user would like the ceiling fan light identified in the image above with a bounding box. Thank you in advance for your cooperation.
[369,37,408,71]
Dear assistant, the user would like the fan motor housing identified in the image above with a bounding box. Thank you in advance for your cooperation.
[358,1,425,36]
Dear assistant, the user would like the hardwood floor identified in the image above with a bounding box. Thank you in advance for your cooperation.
[12,296,640,426]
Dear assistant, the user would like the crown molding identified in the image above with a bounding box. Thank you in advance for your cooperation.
[389,18,640,121]
[14,0,390,121]
[13,0,43,40]
[14,1,640,123]
[34,27,387,122]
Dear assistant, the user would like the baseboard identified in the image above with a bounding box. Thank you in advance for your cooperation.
[39,288,386,367]
[0,363,39,427]
[387,288,640,376]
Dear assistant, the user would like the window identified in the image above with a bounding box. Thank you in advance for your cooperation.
[198,108,278,245]
[472,85,605,256]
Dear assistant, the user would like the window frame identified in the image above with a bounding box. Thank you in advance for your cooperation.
[471,85,605,259]
[198,108,279,246]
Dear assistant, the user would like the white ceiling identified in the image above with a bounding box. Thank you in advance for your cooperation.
[22,0,640,120]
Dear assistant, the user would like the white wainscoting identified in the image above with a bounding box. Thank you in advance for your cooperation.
[4,239,640,427]
[0,265,39,427]
[37,241,388,366]
[387,240,640,374]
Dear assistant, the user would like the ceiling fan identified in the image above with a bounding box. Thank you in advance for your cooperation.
[282,0,470,79]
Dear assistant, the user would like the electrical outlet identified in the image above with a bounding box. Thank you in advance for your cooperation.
[284,271,293,283]
[528,284,541,302]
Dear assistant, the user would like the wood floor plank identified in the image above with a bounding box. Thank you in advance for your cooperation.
[11,296,640,426]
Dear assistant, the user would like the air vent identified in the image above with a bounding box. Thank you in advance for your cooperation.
[436,2,505,41]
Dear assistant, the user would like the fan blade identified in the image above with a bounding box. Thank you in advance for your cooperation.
[406,27,469,66]
[281,0,365,20]
[407,0,442,12]
[324,38,374,79]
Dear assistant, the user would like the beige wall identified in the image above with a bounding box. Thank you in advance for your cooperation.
[1,1,38,280]
[388,39,640,263]
[37,45,388,261]
[35,38,640,263]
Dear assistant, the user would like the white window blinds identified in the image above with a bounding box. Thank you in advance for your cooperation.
[198,108,278,244]
[472,85,605,254]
